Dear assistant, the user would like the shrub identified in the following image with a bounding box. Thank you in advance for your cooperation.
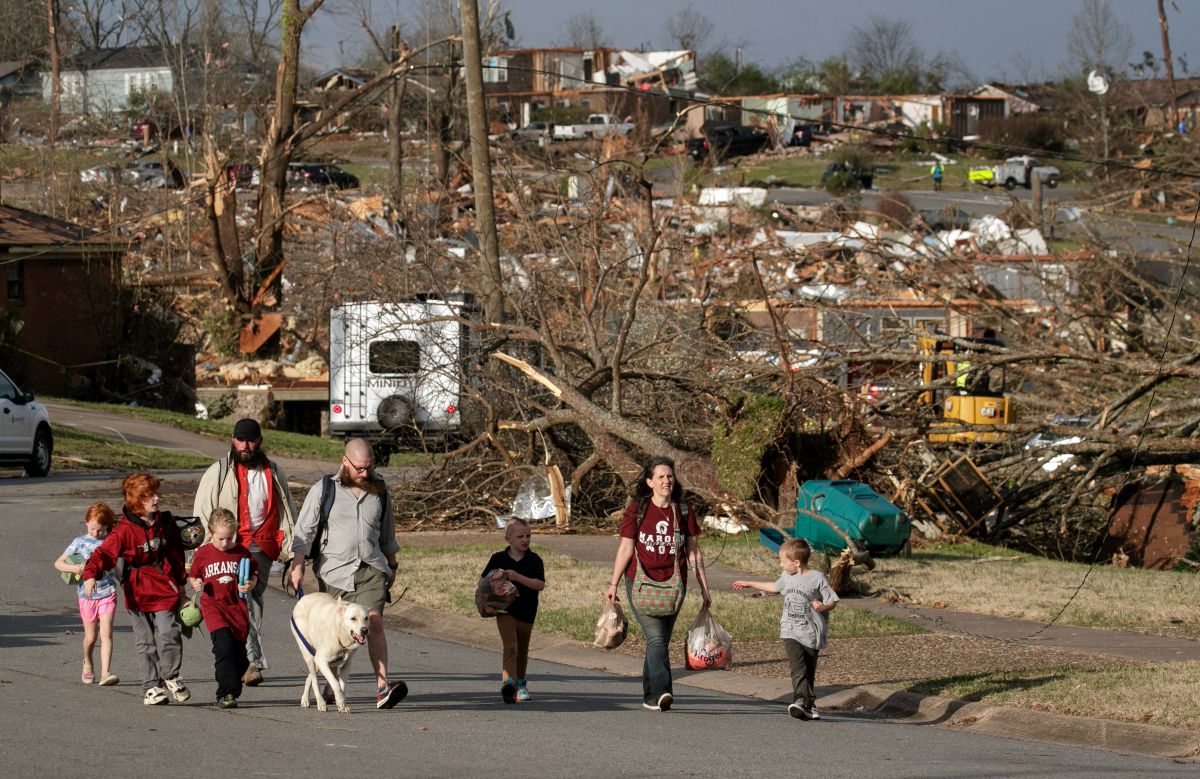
[977,116,1066,155]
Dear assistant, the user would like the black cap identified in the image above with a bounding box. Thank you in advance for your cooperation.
[232,418,262,441]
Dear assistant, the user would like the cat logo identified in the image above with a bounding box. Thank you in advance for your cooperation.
[217,575,235,584]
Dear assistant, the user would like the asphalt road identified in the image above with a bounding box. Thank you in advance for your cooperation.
[1,474,1195,776]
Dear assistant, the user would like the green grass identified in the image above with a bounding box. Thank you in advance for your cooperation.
[339,163,389,189]
[398,543,923,644]
[54,426,213,470]
[899,662,1200,731]
[48,396,346,460]
[46,397,431,466]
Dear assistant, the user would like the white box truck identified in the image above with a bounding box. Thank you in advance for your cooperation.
[328,296,478,452]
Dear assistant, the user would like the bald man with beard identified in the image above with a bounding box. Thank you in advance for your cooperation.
[288,438,407,709]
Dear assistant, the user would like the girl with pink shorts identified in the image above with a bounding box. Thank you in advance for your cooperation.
[55,503,121,686]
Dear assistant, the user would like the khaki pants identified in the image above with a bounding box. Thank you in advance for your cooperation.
[495,614,533,682]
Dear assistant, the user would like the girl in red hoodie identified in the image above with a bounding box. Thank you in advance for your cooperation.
[83,472,190,706]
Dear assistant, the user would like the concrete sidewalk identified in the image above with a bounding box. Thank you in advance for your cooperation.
[387,530,1200,760]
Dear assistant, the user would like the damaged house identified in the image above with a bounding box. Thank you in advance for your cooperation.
[481,46,697,128]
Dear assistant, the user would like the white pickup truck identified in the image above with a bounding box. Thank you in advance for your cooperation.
[552,113,634,141]
[968,155,1061,190]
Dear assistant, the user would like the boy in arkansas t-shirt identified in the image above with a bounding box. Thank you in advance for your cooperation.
[188,508,258,709]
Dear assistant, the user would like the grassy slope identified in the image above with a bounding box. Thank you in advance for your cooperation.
[399,543,922,644]
[46,397,430,466]
[705,536,1199,638]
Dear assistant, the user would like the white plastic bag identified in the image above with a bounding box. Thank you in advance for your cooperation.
[684,605,733,670]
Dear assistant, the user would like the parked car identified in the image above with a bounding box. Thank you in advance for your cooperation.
[126,159,185,189]
[969,156,1061,190]
[0,368,53,477]
[552,113,635,141]
[225,163,260,187]
[79,160,184,189]
[917,207,971,231]
[790,123,818,147]
[688,124,770,162]
[510,121,554,141]
[79,165,121,185]
[130,117,159,142]
[287,162,359,190]
[820,161,874,191]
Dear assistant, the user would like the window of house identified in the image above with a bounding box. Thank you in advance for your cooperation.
[483,56,508,84]
[369,340,420,374]
[5,260,22,300]
[127,71,162,95]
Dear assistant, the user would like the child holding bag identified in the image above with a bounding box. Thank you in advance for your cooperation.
[481,518,545,703]
[733,538,837,721]
[188,508,258,709]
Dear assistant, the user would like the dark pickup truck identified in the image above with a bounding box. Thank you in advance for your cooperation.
[688,124,770,162]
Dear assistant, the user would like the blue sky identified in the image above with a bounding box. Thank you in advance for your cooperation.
[310,0,1200,84]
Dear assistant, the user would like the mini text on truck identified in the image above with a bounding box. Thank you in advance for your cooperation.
[328,296,479,455]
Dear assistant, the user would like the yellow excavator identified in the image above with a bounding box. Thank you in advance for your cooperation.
[918,333,1013,444]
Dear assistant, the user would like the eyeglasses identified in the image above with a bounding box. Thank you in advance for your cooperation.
[343,458,374,474]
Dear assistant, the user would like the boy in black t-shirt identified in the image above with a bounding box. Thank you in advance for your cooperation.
[481,518,546,703]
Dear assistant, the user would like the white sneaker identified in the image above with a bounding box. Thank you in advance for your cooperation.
[165,678,190,702]
[143,686,168,705]
[809,705,821,720]
[656,693,673,712]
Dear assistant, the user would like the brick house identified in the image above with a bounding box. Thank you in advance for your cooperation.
[0,205,125,395]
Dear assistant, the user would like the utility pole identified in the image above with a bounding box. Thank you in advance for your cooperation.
[1158,0,1180,131]
[457,0,504,324]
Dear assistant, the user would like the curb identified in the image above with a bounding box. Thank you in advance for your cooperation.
[381,598,1200,761]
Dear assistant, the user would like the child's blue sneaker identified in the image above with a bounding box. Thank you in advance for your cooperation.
[515,679,530,702]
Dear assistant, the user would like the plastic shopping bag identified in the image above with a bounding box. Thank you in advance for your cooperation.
[593,598,628,650]
[475,569,518,618]
[684,605,733,670]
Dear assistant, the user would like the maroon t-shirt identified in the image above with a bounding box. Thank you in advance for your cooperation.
[619,501,699,583]
[189,543,258,642]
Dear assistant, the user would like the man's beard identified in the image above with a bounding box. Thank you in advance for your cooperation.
[339,470,385,495]
[234,448,266,467]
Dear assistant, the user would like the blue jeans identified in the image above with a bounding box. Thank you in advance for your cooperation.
[625,578,684,703]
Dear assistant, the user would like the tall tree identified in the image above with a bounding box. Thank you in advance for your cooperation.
[560,12,607,50]
[252,0,326,348]
[1157,0,1179,129]
[661,5,712,53]
[0,0,46,62]
[1067,0,1133,76]
[697,51,778,95]
[71,0,137,49]
[844,16,921,93]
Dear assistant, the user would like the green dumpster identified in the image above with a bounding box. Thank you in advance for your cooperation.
[794,480,910,556]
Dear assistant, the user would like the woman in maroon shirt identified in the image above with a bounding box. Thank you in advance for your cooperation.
[606,456,711,711]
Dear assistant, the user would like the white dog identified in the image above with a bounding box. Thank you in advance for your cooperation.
[291,593,369,713]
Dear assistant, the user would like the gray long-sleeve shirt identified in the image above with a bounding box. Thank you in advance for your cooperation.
[291,469,399,592]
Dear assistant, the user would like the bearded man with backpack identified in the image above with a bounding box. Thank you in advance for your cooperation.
[192,418,297,687]
[287,438,407,710]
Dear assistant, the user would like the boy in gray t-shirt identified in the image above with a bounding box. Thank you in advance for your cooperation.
[733,538,838,720]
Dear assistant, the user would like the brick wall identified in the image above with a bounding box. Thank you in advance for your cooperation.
[5,252,121,395]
